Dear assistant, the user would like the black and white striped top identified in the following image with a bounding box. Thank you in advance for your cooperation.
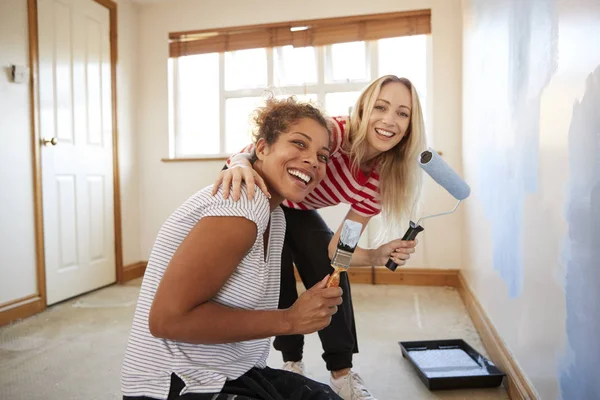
[121,185,285,399]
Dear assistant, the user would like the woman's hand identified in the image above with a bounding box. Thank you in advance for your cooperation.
[370,239,418,267]
[285,275,343,335]
[212,161,271,201]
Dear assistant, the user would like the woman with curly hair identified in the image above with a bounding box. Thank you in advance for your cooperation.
[122,97,343,400]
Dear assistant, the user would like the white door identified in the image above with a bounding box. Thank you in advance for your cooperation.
[38,0,116,305]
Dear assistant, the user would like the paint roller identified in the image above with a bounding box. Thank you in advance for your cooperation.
[385,148,471,271]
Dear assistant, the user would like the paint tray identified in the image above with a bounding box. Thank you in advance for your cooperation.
[399,339,505,390]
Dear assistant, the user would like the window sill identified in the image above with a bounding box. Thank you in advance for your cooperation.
[161,155,230,162]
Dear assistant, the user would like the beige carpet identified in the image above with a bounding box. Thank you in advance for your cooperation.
[0,279,508,400]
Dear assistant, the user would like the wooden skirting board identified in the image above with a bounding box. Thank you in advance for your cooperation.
[456,272,538,400]
[0,295,45,327]
[295,266,537,399]
[0,261,146,327]
[121,261,148,282]
[294,266,460,287]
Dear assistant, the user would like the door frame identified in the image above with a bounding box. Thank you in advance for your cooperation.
[29,0,123,312]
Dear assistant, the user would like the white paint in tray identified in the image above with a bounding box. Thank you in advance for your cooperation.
[408,348,490,378]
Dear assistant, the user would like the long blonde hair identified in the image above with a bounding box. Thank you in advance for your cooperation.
[347,75,427,240]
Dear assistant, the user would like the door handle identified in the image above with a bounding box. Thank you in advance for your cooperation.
[41,137,58,146]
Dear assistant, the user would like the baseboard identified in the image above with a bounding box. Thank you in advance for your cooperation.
[457,271,538,400]
[121,261,147,282]
[0,295,46,327]
[373,266,460,286]
[294,266,459,287]
[347,267,375,284]
[1,261,146,327]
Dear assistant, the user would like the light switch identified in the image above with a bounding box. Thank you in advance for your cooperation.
[11,65,30,84]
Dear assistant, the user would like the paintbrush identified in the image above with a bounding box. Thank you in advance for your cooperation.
[326,219,363,288]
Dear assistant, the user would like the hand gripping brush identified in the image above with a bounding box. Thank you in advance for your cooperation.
[326,219,363,288]
[385,148,471,271]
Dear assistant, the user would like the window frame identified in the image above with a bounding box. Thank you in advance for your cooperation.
[165,10,431,161]
[168,38,430,160]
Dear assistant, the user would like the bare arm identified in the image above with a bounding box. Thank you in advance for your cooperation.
[149,216,342,344]
[328,209,417,267]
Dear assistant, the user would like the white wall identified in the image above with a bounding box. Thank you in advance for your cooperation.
[0,0,140,307]
[462,0,600,398]
[116,0,142,265]
[0,0,38,304]
[137,0,464,268]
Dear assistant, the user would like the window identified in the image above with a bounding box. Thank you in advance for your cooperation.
[167,11,430,158]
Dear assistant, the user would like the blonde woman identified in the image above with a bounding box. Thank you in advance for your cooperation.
[213,76,427,400]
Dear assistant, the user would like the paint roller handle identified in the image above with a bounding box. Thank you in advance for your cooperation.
[384,221,424,272]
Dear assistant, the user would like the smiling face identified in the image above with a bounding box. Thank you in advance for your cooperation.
[254,117,331,205]
[365,81,413,159]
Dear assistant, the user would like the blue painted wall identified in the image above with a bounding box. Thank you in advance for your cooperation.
[475,0,557,298]
[560,65,600,400]
[463,0,600,398]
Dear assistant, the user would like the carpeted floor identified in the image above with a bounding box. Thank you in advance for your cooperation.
[0,279,508,400]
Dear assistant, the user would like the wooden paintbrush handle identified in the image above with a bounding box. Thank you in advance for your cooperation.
[326,267,342,288]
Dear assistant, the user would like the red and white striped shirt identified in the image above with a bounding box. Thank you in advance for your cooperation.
[228,116,381,217]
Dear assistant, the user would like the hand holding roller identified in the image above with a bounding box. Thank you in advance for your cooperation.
[385,149,471,271]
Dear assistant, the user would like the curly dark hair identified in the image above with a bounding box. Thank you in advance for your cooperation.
[250,95,332,162]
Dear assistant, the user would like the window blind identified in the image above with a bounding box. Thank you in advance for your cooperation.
[169,9,431,57]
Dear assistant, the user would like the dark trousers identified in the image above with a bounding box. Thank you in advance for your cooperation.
[273,207,358,371]
[123,367,341,400]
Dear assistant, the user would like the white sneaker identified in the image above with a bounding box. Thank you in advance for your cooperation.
[281,360,306,375]
[330,371,377,400]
